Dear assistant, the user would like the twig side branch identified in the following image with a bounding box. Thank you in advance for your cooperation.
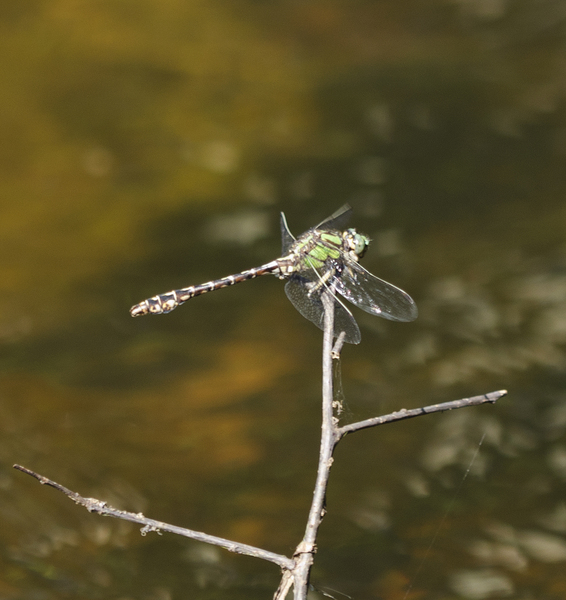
[338,390,507,439]
[12,464,294,570]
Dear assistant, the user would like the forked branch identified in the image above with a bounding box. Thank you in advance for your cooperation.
[13,293,506,600]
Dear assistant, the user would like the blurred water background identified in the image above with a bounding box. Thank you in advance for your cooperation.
[2,1,566,598]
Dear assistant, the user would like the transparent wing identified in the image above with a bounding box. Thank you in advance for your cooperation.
[284,276,361,344]
[280,211,296,254]
[333,259,418,322]
[281,204,352,255]
[316,204,352,231]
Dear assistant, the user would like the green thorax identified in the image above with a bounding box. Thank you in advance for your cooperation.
[288,227,370,272]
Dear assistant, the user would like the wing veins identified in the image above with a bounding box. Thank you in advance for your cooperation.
[334,260,418,322]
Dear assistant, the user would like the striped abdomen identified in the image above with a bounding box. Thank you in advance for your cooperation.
[130,260,281,317]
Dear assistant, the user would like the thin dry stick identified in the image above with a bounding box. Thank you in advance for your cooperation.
[289,291,339,600]
[283,293,507,598]
[13,293,507,599]
[12,464,294,570]
[338,390,507,439]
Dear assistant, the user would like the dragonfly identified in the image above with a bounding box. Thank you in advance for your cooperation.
[130,205,417,344]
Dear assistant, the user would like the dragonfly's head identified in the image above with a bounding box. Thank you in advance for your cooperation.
[344,228,370,261]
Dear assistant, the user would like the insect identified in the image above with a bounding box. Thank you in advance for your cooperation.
[130,205,417,343]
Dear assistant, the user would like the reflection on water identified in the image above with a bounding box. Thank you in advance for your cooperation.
[2,0,566,598]
[415,263,566,386]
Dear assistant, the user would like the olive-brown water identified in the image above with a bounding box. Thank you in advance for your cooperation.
[2,2,566,598]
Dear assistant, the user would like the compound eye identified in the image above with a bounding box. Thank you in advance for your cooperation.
[344,228,370,259]
[353,234,369,258]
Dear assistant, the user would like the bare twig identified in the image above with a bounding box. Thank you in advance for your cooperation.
[274,570,294,600]
[290,291,339,599]
[332,331,346,357]
[12,464,294,570]
[13,296,507,600]
[337,390,507,439]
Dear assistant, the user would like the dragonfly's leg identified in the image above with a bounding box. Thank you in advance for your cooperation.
[306,265,337,297]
